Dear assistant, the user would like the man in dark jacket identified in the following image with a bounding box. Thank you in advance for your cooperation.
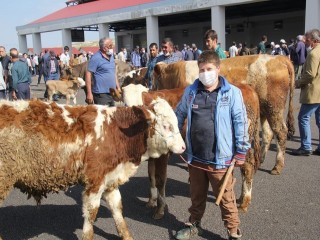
[10,48,31,100]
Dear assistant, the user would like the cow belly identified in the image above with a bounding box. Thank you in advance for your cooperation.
[0,128,85,195]
[101,162,139,192]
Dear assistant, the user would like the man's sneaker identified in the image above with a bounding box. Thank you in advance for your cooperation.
[228,229,242,240]
[174,221,203,240]
[291,148,312,156]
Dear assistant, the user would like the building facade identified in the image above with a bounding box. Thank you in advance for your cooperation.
[16,0,320,54]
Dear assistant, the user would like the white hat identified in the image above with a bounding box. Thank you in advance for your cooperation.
[280,39,286,44]
[275,44,280,48]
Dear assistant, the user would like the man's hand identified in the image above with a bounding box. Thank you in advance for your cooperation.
[86,92,94,104]
[12,91,17,101]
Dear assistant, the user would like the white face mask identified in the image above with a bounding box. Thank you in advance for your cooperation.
[199,70,218,87]
[106,49,113,56]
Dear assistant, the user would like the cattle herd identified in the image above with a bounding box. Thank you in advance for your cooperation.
[0,55,295,240]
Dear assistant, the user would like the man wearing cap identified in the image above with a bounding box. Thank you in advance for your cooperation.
[279,39,290,57]
[294,35,307,80]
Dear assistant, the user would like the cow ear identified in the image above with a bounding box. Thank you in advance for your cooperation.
[141,92,154,106]
[132,106,151,122]
[153,64,160,75]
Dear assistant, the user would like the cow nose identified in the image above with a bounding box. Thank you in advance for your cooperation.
[181,144,186,152]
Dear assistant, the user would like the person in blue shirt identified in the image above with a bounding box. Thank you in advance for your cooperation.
[85,37,120,106]
[10,48,31,100]
[144,42,159,89]
[174,50,250,240]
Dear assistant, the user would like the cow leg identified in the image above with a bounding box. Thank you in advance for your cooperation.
[238,149,254,212]
[267,113,287,175]
[73,96,77,105]
[0,180,14,206]
[260,116,273,164]
[153,154,169,220]
[82,190,103,240]
[103,189,133,240]
[147,159,158,208]
[66,96,70,105]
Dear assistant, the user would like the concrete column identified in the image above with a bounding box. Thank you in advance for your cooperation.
[305,0,320,31]
[99,23,109,39]
[18,34,28,54]
[62,29,72,55]
[32,33,42,55]
[211,6,226,51]
[146,15,159,48]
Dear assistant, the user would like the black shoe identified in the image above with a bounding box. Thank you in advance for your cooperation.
[313,149,320,156]
[292,148,312,156]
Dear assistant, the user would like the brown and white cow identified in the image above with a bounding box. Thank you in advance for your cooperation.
[122,83,260,216]
[0,99,185,240]
[153,54,295,175]
[122,67,148,88]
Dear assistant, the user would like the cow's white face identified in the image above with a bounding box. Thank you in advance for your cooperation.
[122,84,149,107]
[146,98,185,158]
[77,77,86,87]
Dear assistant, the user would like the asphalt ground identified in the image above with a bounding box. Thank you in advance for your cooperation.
[0,76,319,240]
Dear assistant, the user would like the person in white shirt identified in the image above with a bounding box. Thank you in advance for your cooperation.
[228,41,238,58]
[117,48,126,62]
[0,62,6,99]
[60,46,70,68]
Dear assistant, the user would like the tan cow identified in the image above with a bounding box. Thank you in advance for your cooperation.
[122,83,260,216]
[153,55,295,175]
[0,99,185,240]
[46,77,85,105]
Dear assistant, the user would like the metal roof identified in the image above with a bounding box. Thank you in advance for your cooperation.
[22,0,305,33]
[31,0,162,25]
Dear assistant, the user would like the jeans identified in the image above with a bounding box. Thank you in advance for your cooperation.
[0,90,5,100]
[298,103,320,150]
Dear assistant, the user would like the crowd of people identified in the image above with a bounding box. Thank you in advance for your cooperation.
[0,27,319,240]
[0,45,94,101]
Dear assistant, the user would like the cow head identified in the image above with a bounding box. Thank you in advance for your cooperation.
[77,77,86,87]
[122,84,149,106]
[144,97,185,159]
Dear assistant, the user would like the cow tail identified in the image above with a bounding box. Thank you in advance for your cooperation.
[285,58,295,139]
[253,115,261,172]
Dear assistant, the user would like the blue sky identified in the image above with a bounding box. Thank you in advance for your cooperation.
[1,0,98,51]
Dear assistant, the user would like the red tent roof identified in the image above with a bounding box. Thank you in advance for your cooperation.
[31,0,162,24]
[79,46,99,54]
[28,47,81,55]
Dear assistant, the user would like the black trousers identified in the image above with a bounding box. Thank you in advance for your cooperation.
[93,93,115,106]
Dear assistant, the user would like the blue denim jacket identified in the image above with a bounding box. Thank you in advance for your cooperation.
[175,77,250,169]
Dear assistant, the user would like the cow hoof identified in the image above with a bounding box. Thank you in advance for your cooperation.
[238,205,248,213]
[270,168,281,175]
[146,201,157,208]
[153,211,164,220]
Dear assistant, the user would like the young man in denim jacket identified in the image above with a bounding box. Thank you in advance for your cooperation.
[174,50,250,240]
